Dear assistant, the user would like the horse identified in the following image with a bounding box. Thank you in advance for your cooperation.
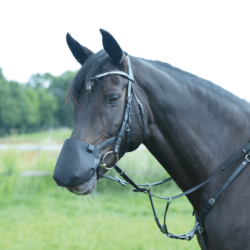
[53,29,250,249]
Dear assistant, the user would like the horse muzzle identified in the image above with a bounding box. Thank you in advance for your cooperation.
[53,139,102,187]
[53,136,118,187]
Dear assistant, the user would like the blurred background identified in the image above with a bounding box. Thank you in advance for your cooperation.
[0,1,249,249]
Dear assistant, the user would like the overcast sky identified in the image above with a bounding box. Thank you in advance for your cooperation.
[1,1,249,100]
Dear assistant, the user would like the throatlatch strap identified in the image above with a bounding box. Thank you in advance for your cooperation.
[131,86,146,143]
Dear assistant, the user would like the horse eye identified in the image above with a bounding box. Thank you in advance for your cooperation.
[108,94,121,104]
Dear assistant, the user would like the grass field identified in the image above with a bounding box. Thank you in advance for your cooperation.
[0,128,72,144]
[0,130,200,250]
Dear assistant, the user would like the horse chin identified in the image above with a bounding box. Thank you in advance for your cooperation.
[65,173,97,195]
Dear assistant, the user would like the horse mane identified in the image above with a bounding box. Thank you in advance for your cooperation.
[140,58,250,108]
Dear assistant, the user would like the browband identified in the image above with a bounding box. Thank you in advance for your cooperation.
[90,71,134,82]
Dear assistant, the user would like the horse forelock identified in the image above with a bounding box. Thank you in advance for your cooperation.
[67,50,109,103]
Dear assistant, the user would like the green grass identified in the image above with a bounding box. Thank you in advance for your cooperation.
[0,133,200,250]
[0,193,200,250]
[0,128,72,144]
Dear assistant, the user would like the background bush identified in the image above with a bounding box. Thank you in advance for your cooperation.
[0,68,75,135]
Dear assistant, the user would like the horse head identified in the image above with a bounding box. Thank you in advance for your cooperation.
[53,30,146,195]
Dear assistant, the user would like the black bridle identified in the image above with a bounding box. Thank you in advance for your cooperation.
[53,53,145,188]
[91,53,250,250]
[90,52,145,176]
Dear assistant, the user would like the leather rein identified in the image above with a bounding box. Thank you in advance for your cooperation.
[91,53,250,250]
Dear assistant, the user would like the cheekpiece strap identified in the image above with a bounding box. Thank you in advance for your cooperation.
[113,54,134,154]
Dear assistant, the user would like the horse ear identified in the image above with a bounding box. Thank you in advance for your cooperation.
[66,33,93,65]
[100,29,125,64]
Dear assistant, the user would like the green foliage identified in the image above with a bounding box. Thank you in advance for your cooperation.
[0,68,3,79]
[48,71,75,128]
[0,68,76,135]
[36,88,58,127]
[24,87,40,126]
[0,78,28,131]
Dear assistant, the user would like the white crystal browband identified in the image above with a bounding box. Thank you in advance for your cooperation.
[90,71,134,82]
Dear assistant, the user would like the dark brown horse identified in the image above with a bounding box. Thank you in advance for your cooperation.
[54,29,250,249]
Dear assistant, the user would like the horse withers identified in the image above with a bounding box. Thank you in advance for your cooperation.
[53,29,250,250]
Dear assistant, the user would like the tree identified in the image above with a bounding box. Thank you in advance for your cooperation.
[48,71,75,128]
[36,87,58,128]
[0,78,26,131]
[0,69,76,135]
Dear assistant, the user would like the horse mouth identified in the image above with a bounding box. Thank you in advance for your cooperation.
[65,172,97,195]
[65,187,93,195]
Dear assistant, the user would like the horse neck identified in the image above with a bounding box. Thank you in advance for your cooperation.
[133,57,250,211]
